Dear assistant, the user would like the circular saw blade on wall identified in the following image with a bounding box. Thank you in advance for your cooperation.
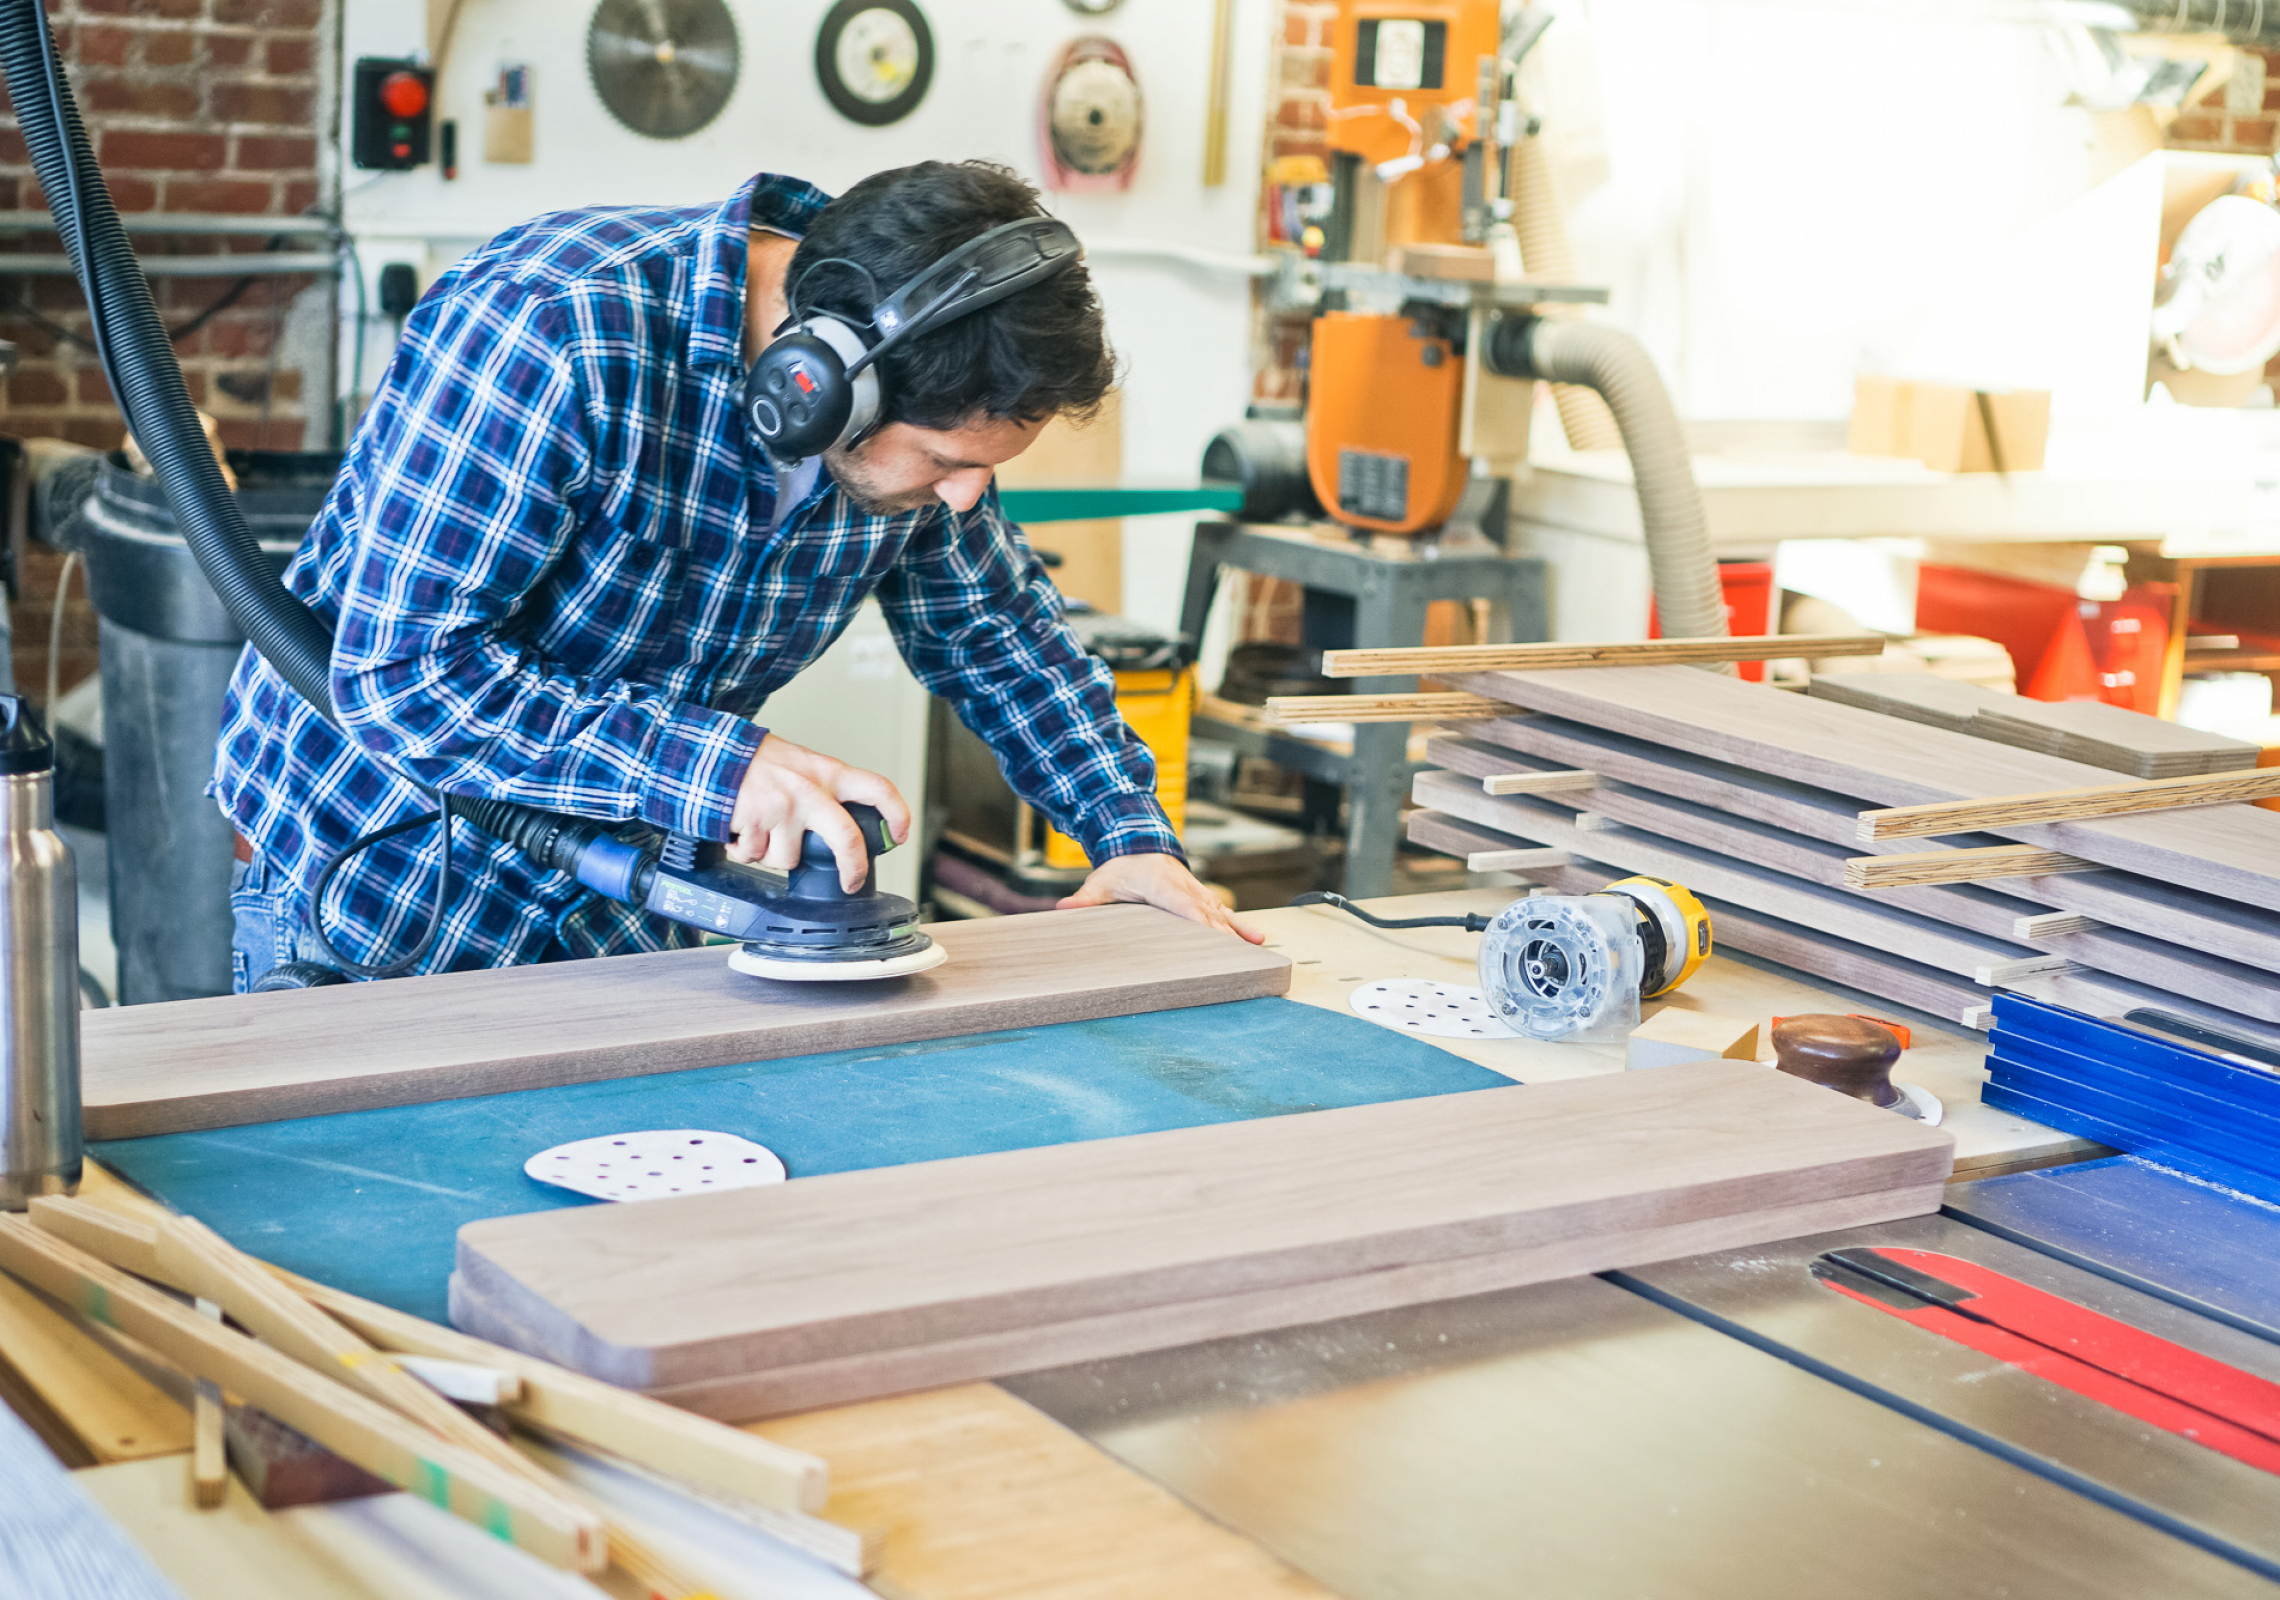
[587,0,741,140]
[1041,37,1141,193]
[815,0,936,127]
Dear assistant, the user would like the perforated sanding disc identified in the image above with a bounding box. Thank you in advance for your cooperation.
[525,1129,786,1202]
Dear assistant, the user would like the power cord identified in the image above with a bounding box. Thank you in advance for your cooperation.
[1288,891,1494,932]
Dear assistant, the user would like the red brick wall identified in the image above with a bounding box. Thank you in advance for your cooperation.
[2166,47,2280,154]
[0,0,333,704]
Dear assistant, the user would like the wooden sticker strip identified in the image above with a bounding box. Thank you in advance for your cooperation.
[1264,691,1511,724]
[1843,846,2099,889]
[1857,768,2280,843]
[0,1216,601,1570]
[31,1197,720,1595]
[1319,634,1885,678]
[273,1267,830,1515]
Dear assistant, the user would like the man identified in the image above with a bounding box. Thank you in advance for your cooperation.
[216,160,1257,990]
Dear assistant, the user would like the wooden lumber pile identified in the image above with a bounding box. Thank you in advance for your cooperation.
[450,1065,1954,1420]
[0,1181,866,1592]
[1809,673,2260,779]
[1400,665,2280,1043]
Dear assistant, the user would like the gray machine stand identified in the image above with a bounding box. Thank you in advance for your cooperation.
[1180,518,1546,899]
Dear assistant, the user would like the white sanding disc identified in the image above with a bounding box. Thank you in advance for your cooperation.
[1348,979,1520,1040]
[728,941,948,982]
[524,1130,787,1203]
[1897,1082,1944,1126]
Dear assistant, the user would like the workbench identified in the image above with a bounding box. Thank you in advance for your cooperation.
[35,892,2280,1600]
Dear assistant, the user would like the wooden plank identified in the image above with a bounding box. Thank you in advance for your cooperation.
[1411,772,2036,983]
[752,1383,1340,1600]
[2014,911,2099,939]
[274,1269,830,1514]
[1844,847,2101,888]
[0,1218,604,1571]
[1856,768,2280,842]
[1262,692,1508,724]
[192,1298,226,1510]
[79,904,1290,1139]
[1450,664,2280,909]
[1318,634,1885,678]
[26,1197,720,1598]
[1482,768,1598,796]
[1403,820,2003,1030]
[0,1266,190,1464]
[1810,673,2261,777]
[1418,759,2280,1025]
[24,1187,832,1521]
[451,1065,1950,1416]
[1466,846,1573,873]
[1973,956,2078,986]
[1429,736,2033,939]
[1457,716,2280,979]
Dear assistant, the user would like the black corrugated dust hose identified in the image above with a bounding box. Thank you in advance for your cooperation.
[0,1,588,977]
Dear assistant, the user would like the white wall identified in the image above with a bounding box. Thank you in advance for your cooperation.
[336,0,1272,498]
[1544,0,2120,422]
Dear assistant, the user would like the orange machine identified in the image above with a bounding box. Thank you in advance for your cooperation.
[1307,309,1470,534]
[1307,0,1515,535]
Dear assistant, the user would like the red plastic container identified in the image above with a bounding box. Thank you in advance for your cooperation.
[1650,561,1775,682]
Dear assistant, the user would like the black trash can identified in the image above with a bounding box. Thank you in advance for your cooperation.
[63,451,337,1003]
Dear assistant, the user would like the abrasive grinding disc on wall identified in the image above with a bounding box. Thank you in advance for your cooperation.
[816,0,935,127]
[1042,37,1140,192]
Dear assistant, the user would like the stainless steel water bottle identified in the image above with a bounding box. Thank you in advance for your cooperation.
[0,696,79,1209]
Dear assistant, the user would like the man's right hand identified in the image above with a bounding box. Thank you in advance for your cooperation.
[728,734,912,893]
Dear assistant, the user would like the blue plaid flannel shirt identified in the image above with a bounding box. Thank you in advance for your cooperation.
[212,173,1179,975]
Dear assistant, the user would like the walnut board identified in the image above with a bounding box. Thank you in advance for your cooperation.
[1462,713,2280,976]
[1425,737,2280,1021]
[450,1064,1952,1417]
[79,906,1292,1140]
[1450,665,2280,909]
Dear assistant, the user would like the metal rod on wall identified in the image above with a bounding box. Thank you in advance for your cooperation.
[1203,0,1236,187]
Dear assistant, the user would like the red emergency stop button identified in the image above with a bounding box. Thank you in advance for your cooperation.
[380,70,428,119]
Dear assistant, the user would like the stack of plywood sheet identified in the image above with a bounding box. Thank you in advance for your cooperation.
[451,1064,1954,1420]
[1403,665,2280,1044]
[1809,672,2260,778]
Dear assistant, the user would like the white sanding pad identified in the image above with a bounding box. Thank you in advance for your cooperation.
[1897,1082,1944,1125]
[524,1130,787,1203]
[1348,979,1519,1041]
[727,941,948,981]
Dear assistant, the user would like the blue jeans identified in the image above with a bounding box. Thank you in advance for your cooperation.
[228,852,337,993]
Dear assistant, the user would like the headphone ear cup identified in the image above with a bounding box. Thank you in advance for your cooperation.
[743,329,856,463]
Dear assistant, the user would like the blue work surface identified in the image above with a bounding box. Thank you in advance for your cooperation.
[94,997,1507,1324]
[1947,1156,2280,1345]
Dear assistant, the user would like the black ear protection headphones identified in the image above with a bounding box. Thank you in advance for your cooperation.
[743,214,1084,468]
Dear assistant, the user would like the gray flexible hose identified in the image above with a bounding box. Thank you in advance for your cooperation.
[1485,316,1730,649]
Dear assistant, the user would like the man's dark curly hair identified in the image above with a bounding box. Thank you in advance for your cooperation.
[784,160,1117,432]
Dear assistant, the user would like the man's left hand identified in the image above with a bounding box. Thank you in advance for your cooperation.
[1058,853,1265,945]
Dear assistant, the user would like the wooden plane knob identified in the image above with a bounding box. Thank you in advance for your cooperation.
[1771,1014,1905,1110]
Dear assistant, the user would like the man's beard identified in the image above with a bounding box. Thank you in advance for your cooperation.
[823,442,940,516]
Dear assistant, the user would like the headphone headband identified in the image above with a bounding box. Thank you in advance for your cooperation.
[746,213,1083,468]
